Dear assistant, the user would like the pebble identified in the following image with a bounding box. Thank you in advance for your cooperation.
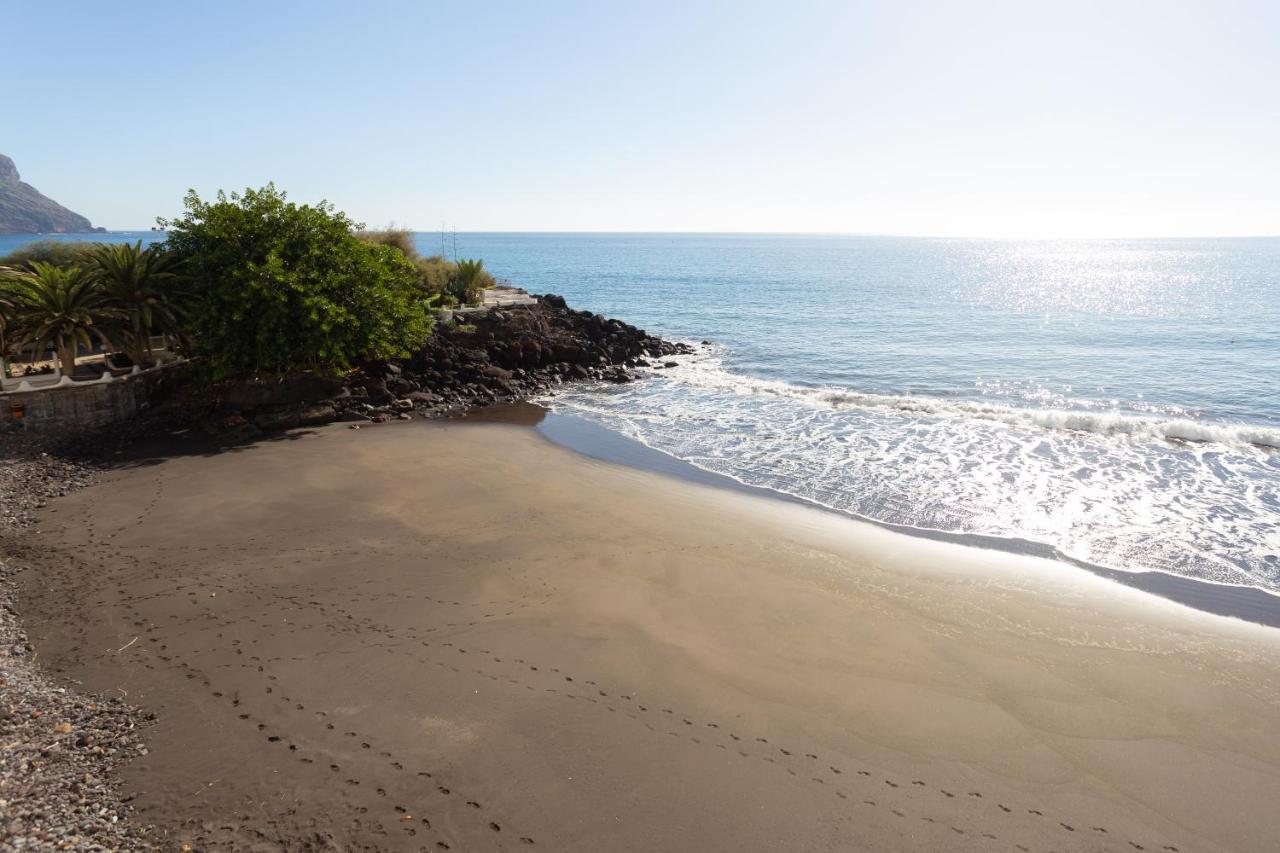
[0,433,156,850]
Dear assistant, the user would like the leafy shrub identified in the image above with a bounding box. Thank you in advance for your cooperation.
[415,255,456,301]
[355,228,456,301]
[354,227,417,258]
[161,185,432,379]
[355,229,493,307]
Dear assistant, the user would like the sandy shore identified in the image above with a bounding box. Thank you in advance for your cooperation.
[0,435,160,851]
[16,418,1280,852]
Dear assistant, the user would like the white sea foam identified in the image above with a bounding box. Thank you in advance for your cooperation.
[495,233,1280,601]
[543,351,1280,595]
[663,353,1280,450]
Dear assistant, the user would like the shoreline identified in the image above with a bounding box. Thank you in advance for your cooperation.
[529,405,1280,631]
[14,417,1280,851]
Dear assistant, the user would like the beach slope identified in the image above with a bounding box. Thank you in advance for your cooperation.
[18,420,1280,852]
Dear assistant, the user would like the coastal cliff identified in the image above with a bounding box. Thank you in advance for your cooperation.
[0,153,103,234]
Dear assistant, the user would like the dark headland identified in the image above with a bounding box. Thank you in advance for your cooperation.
[0,153,103,234]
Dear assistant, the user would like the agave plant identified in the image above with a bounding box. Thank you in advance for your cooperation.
[87,241,185,366]
[3,262,122,375]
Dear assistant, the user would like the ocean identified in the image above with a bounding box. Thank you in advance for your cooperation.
[6,231,1278,601]
[444,233,1280,600]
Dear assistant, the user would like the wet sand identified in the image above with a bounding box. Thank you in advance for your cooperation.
[18,419,1280,852]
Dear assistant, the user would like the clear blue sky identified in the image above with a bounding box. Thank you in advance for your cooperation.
[5,0,1278,236]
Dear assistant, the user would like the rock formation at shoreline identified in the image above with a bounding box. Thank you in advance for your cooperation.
[212,294,695,435]
[0,153,103,234]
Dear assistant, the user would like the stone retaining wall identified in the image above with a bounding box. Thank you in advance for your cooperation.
[1,367,183,430]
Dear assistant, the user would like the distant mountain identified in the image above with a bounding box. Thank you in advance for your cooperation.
[0,153,103,234]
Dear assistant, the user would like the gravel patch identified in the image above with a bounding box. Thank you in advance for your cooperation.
[1,432,155,851]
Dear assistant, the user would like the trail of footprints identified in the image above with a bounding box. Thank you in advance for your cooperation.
[94,473,167,542]
[73,554,1182,852]
[113,604,537,850]
[44,521,548,850]
[57,487,1186,853]
[392,641,1183,853]
[165,584,1182,853]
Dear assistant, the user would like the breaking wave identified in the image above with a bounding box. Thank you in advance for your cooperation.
[543,349,1280,596]
[667,354,1280,450]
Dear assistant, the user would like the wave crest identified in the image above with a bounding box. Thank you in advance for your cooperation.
[662,355,1280,450]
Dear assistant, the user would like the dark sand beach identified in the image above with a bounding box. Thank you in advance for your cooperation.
[17,419,1280,852]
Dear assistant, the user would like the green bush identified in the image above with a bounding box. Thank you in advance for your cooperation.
[354,229,493,307]
[356,228,459,304]
[161,185,433,379]
[416,255,457,302]
[354,227,417,258]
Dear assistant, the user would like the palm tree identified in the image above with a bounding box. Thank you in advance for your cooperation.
[0,278,19,381]
[86,241,184,366]
[4,262,122,375]
[451,258,488,306]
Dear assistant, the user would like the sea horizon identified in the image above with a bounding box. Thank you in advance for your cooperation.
[10,229,1280,240]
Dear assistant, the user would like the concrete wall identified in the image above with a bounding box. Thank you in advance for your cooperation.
[1,367,181,430]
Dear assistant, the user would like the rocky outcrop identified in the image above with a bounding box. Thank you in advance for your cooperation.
[215,294,695,434]
[0,154,103,234]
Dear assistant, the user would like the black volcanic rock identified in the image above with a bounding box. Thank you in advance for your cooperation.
[0,153,103,234]
[207,294,696,433]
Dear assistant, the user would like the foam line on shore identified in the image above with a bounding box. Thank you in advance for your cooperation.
[534,409,1280,630]
[667,352,1280,450]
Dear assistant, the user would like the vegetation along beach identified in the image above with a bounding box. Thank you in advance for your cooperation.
[4,2,1280,852]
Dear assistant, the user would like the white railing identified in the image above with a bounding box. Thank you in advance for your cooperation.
[0,357,182,395]
[0,367,66,393]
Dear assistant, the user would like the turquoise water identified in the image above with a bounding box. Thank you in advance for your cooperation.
[0,232,163,256]
[445,233,1280,594]
[6,231,1278,593]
